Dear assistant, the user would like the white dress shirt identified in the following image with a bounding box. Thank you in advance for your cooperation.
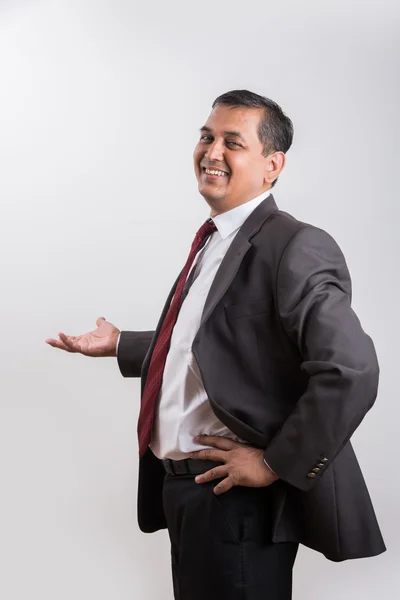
[147,191,271,460]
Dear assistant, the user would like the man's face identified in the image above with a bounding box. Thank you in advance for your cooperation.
[193,105,272,215]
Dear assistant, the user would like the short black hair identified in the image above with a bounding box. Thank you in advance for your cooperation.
[212,90,293,187]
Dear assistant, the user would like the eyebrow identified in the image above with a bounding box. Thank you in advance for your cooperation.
[200,126,246,142]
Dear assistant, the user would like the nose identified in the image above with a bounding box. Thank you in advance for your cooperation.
[205,139,224,162]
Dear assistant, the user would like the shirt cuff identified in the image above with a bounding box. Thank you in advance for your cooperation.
[116,332,121,356]
[264,458,277,476]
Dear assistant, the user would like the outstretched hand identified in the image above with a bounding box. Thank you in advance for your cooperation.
[189,435,279,495]
[45,317,120,357]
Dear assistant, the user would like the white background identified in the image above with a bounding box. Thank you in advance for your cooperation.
[0,1,399,598]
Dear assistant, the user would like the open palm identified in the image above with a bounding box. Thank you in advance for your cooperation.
[45,317,120,357]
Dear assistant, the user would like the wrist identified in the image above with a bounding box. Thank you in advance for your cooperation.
[108,331,121,357]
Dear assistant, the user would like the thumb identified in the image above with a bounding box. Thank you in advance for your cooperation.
[96,316,106,327]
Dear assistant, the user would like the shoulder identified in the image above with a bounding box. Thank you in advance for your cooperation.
[252,205,350,289]
[272,213,351,295]
[264,206,344,258]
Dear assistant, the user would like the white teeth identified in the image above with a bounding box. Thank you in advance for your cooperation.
[205,168,227,177]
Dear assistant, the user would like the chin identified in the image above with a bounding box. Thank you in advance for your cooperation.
[199,185,224,204]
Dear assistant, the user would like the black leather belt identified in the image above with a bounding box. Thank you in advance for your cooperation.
[162,458,223,476]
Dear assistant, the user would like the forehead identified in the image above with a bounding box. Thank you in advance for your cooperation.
[203,105,263,140]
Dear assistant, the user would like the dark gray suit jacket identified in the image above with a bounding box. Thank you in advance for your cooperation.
[117,195,386,561]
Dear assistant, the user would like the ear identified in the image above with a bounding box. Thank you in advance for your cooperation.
[264,151,286,185]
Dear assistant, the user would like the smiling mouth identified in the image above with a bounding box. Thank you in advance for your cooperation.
[202,167,229,178]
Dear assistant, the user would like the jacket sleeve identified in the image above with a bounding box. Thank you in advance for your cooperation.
[263,225,379,491]
[117,331,155,378]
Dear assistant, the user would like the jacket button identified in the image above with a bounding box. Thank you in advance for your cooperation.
[307,472,316,478]
[313,467,320,473]
[321,458,328,462]
[317,463,324,467]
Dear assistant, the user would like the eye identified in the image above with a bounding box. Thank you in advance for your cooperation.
[200,135,212,143]
[226,140,242,148]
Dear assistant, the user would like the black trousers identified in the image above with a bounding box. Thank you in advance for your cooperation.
[162,472,298,600]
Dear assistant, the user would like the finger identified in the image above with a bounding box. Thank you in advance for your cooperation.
[195,465,229,484]
[58,332,74,345]
[96,317,106,327]
[213,477,234,495]
[194,435,239,451]
[58,333,80,352]
[45,338,73,353]
[189,448,227,463]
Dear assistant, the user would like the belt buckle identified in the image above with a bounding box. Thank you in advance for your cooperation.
[174,459,189,475]
[164,458,193,476]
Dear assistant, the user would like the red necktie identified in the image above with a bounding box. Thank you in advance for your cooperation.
[137,218,217,457]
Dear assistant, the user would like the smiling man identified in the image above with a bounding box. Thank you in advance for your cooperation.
[46,90,385,600]
[195,101,286,216]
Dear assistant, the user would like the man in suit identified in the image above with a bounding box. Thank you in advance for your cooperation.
[46,90,385,600]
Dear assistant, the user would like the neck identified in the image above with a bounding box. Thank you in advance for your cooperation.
[207,188,271,218]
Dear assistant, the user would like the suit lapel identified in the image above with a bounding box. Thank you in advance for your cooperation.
[200,194,278,327]
[141,194,278,379]
[200,230,251,326]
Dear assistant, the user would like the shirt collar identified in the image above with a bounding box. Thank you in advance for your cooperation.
[211,190,271,240]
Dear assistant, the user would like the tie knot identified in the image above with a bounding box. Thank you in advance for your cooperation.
[196,218,217,243]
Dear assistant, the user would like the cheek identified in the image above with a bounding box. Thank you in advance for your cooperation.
[237,159,264,184]
[228,157,250,183]
[193,146,203,163]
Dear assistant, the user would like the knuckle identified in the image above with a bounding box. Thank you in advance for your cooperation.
[229,470,241,484]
